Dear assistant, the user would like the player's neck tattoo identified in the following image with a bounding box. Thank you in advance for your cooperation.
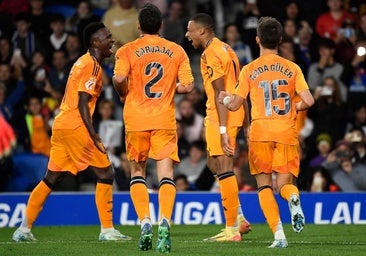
[205,38,213,49]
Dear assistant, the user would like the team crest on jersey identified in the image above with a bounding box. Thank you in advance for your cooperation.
[85,77,97,90]
[207,66,213,78]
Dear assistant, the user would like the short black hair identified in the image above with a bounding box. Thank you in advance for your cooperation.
[50,13,66,24]
[14,12,30,23]
[318,37,335,49]
[190,13,215,33]
[257,16,282,49]
[83,22,106,48]
[138,3,162,34]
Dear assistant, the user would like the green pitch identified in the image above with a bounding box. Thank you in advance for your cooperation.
[1,224,365,256]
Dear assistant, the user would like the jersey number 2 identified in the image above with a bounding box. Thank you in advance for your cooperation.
[145,62,163,99]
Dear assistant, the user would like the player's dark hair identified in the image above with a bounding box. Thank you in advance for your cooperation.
[83,22,106,49]
[138,3,162,34]
[190,13,215,33]
[257,16,282,49]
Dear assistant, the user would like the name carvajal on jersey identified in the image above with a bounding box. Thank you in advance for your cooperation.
[135,46,173,58]
[250,63,294,80]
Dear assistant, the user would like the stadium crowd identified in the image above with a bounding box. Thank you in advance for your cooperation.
[0,0,366,193]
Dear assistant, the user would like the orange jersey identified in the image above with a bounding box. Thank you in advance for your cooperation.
[53,52,103,130]
[200,37,244,127]
[114,34,194,131]
[236,53,310,144]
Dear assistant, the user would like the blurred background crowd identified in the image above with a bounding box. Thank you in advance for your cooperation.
[0,0,365,193]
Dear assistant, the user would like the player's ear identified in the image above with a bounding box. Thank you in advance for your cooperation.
[255,36,260,45]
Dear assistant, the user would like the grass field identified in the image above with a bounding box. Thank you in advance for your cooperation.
[1,224,365,256]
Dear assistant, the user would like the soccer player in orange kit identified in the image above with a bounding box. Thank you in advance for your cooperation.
[113,3,194,253]
[219,17,314,248]
[185,13,251,242]
[12,22,131,242]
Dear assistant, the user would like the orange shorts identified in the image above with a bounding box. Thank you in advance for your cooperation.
[48,126,110,175]
[248,141,300,177]
[205,124,240,156]
[125,129,179,163]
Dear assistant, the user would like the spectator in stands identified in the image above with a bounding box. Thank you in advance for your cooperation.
[174,174,192,191]
[176,119,190,160]
[0,36,13,64]
[334,18,358,65]
[356,13,366,41]
[315,0,356,43]
[64,32,82,66]
[235,0,261,58]
[65,0,100,36]
[161,0,186,45]
[11,12,41,65]
[307,38,348,101]
[346,40,366,109]
[223,23,253,68]
[28,50,50,97]
[279,0,306,28]
[135,0,167,16]
[0,63,26,121]
[309,133,333,168]
[48,49,70,93]
[28,0,52,42]
[113,146,131,191]
[282,18,299,45]
[0,73,25,124]
[102,0,139,47]
[307,76,348,157]
[345,128,366,164]
[322,139,366,191]
[278,36,307,73]
[345,104,366,135]
[11,95,51,156]
[309,166,335,192]
[184,86,206,117]
[46,13,68,55]
[175,140,207,187]
[295,24,315,75]
[176,96,204,144]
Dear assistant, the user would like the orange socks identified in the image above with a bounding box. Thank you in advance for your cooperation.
[158,178,176,221]
[95,182,113,229]
[218,172,239,227]
[258,186,281,233]
[23,180,52,229]
[130,176,150,221]
[280,183,299,201]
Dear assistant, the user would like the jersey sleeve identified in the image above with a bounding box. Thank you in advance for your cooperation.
[177,49,194,86]
[294,64,310,94]
[235,65,250,99]
[114,45,130,77]
[205,48,225,83]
